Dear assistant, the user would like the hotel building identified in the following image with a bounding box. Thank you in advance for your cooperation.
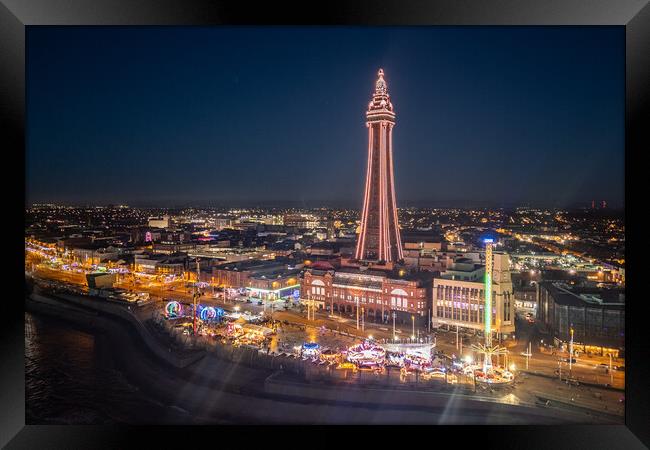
[432,252,515,338]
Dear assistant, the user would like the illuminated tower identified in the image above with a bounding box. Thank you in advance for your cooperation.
[484,240,494,349]
[355,69,404,263]
[471,238,508,376]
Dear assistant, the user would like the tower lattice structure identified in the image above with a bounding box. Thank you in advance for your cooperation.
[355,69,404,263]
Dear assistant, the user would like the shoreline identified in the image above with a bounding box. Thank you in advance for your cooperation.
[25,289,621,424]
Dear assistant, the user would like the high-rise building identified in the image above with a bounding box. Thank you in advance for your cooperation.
[355,69,404,263]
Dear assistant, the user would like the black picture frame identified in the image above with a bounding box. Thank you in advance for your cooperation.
[2,0,648,448]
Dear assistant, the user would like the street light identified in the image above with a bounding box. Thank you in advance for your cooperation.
[307,291,312,321]
[411,315,415,339]
[356,297,360,330]
[569,326,574,378]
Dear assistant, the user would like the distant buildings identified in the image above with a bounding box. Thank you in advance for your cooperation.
[152,242,195,255]
[134,252,186,275]
[214,217,234,230]
[71,245,121,266]
[283,213,320,229]
[148,215,170,229]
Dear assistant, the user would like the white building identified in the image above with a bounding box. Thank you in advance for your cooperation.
[432,252,515,338]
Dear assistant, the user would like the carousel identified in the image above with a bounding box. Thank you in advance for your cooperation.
[344,340,386,368]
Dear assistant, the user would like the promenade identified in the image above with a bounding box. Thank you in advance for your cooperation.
[25,274,624,424]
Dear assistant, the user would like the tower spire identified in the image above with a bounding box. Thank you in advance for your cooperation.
[375,68,387,95]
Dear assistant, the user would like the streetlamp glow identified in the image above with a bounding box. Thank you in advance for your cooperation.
[411,314,415,338]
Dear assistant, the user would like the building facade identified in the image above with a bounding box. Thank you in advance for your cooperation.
[355,69,404,263]
[133,252,187,275]
[537,281,625,356]
[432,252,515,338]
[283,214,319,229]
[212,258,302,301]
[301,267,431,326]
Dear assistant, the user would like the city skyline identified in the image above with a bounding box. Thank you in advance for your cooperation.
[27,27,624,208]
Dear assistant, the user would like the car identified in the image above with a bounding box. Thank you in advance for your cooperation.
[614,365,625,372]
[561,357,576,363]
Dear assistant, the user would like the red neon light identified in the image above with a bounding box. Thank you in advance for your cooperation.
[356,124,374,259]
[356,68,402,263]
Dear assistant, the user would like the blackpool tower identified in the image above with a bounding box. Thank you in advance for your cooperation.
[355,69,404,263]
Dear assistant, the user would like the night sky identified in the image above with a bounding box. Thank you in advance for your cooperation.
[27,27,624,208]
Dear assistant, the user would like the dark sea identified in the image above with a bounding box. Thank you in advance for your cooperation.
[24,312,191,425]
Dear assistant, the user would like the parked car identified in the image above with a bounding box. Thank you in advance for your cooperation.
[597,363,609,372]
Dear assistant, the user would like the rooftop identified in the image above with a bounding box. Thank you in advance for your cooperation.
[541,281,625,309]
